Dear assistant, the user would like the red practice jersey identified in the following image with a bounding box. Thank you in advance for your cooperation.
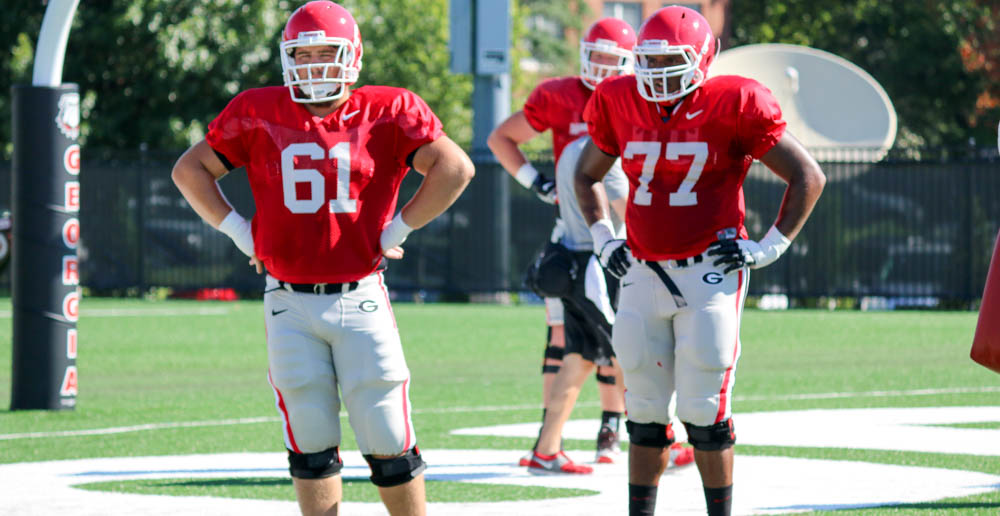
[206,85,444,283]
[523,76,593,166]
[585,74,786,260]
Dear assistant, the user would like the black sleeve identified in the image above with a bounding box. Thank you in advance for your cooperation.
[212,148,236,171]
[405,148,418,170]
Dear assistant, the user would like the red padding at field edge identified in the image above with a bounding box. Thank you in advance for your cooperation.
[972,228,1000,374]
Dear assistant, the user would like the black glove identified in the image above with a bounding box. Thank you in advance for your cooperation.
[530,174,557,204]
[706,239,753,274]
[598,240,631,279]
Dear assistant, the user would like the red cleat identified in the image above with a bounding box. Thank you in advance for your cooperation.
[595,427,620,464]
[668,442,695,468]
[528,451,593,474]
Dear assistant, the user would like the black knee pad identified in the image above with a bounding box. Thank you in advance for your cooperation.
[363,446,427,488]
[595,371,616,385]
[542,344,563,374]
[683,419,736,451]
[626,421,676,448]
[288,447,343,479]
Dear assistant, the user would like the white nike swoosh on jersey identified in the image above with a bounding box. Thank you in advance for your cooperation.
[685,109,704,120]
[342,109,361,121]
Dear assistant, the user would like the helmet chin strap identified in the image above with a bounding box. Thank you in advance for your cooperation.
[295,82,345,104]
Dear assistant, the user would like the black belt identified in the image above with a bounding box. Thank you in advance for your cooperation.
[670,254,704,268]
[641,260,688,308]
[277,280,359,295]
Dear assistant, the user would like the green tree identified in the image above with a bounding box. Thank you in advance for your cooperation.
[0,3,46,158]
[344,0,472,147]
[0,0,471,157]
[957,0,1000,137]
[729,0,994,149]
[507,0,592,159]
[1,1,289,156]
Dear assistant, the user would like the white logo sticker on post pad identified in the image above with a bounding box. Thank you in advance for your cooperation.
[62,218,80,249]
[55,93,80,140]
[64,144,80,175]
[60,366,78,397]
[63,290,80,322]
[67,329,78,359]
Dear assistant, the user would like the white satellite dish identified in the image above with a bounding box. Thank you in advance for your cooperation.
[712,43,897,163]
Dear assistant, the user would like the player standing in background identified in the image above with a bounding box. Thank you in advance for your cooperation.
[171,2,473,515]
[522,134,633,474]
[488,17,638,471]
[575,6,825,515]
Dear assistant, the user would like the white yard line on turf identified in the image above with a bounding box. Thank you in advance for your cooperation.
[0,417,276,440]
[3,447,1000,515]
[736,385,1000,401]
[457,407,1000,457]
[2,387,999,442]
[0,307,232,318]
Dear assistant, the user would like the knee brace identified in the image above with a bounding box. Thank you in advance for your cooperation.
[683,419,736,451]
[363,446,427,487]
[625,421,676,448]
[288,447,343,479]
[595,370,616,385]
[542,343,563,374]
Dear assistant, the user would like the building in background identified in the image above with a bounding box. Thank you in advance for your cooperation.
[582,1,731,50]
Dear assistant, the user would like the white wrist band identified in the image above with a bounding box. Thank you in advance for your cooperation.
[380,212,414,251]
[588,219,617,254]
[218,210,255,258]
[514,162,540,189]
[759,225,791,263]
[761,225,791,251]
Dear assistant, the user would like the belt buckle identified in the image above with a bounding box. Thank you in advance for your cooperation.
[313,283,328,295]
[282,281,294,293]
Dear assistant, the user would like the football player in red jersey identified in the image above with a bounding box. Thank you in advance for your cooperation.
[489,17,644,473]
[171,2,473,515]
[575,6,825,516]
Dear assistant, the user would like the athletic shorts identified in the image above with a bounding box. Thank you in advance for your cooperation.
[561,251,619,366]
[612,254,749,427]
[263,271,418,457]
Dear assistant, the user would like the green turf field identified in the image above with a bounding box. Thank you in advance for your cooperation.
[1,298,999,514]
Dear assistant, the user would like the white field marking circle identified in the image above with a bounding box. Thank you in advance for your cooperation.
[457,406,1000,457]
[2,407,1000,515]
[0,450,997,516]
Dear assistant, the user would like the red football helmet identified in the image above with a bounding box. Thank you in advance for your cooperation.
[633,6,717,103]
[579,17,636,90]
[280,1,363,103]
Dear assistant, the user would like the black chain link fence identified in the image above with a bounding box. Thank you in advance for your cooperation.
[1,146,998,305]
